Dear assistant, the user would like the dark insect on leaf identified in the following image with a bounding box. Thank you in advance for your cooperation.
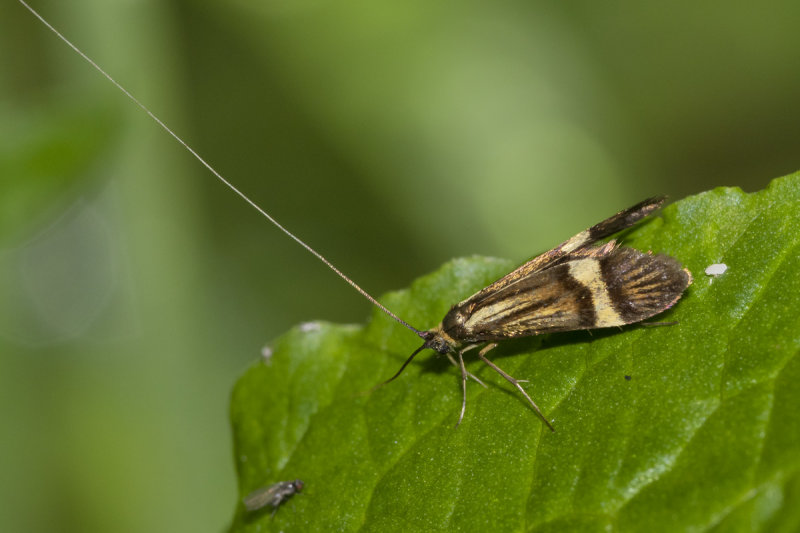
[243,479,304,516]
[381,197,692,430]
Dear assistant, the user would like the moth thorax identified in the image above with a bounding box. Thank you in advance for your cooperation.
[437,307,470,344]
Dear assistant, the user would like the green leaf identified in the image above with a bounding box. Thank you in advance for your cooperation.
[229,174,800,532]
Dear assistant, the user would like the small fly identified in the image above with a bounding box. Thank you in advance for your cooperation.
[243,479,304,516]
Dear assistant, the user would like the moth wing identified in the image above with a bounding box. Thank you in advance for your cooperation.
[466,197,667,303]
[460,244,691,341]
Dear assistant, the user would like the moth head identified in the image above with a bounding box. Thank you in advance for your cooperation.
[423,329,454,355]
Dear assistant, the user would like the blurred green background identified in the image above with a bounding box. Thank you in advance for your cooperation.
[2,1,799,531]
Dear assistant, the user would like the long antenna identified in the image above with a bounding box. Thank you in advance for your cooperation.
[19,0,426,339]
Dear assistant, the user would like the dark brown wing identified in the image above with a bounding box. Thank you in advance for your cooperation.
[443,243,691,342]
[466,197,666,305]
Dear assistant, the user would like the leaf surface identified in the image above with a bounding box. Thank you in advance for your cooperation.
[230,174,800,532]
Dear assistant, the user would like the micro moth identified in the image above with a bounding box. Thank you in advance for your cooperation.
[21,1,692,431]
[379,197,692,430]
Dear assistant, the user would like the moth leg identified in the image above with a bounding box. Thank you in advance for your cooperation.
[455,345,479,427]
[477,343,555,432]
[445,352,487,387]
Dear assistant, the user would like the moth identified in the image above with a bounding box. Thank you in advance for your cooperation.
[243,479,304,515]
[379,196,692,430]
[22,1,692,431]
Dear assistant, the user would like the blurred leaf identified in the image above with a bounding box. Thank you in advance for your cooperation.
[0,100,118,242]
[229,174,800,532]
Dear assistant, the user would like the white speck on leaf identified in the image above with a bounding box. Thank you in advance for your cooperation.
[705,263,728,276]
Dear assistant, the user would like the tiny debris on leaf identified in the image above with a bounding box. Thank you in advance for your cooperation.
[704,263,728,276]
